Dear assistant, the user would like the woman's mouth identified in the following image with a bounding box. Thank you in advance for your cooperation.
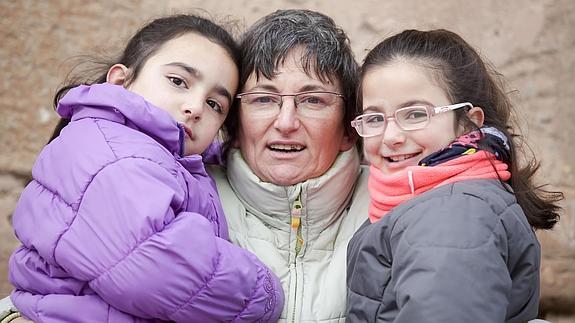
[268,144,306,153]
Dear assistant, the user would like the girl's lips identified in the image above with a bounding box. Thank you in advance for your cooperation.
[181,123,194,140]
[383,152,422,169]
[384,152,420,162]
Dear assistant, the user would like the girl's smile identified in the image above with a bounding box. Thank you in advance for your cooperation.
[361,61,461,175]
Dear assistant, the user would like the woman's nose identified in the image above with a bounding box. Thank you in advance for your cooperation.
[273,98,300,133]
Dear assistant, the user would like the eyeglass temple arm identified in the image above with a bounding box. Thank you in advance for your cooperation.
[432,102,473,115]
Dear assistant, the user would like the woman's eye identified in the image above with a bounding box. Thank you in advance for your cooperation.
[168,76,187,88]
[254,96,276,104]
[303,96,321,104]
[207,99,223,113]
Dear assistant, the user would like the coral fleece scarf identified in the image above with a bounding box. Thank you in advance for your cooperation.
[368,128,511,223]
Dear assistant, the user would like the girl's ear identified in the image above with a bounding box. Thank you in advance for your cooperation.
[106,64,130,85]
[467,106,485,128]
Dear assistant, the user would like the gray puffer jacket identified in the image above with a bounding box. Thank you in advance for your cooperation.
[347,179,540,323]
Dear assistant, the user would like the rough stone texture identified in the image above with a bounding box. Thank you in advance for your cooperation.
[1,0,573,320]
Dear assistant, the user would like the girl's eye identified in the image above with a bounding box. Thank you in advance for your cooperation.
[405,111,427,120]
[366,114,384,124]
[207,99,224,113]
[168,76,187,88]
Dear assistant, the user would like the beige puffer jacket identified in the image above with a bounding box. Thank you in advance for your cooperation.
[208,149,369,323]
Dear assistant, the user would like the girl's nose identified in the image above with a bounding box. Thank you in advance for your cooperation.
[381,119,406,148]
[182,99,204,121]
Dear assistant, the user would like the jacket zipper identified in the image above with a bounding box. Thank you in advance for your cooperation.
[291,195,304,255]
[290,193,304,323]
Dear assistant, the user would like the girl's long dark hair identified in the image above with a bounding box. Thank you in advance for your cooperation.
[361,29,562,230]
[48,14,240,143]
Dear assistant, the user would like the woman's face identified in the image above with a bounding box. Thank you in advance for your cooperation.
[109,32,238,156]
[361,61,461,175]
[237,48,354,185]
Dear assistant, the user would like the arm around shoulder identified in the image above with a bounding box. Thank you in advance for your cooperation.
[50,158,283,321]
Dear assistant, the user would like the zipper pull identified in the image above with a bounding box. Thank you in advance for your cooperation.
[291,196,304,255]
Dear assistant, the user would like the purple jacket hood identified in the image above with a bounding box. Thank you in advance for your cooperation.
[58,83,183,156]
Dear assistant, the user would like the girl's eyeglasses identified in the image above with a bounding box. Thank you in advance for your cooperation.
[351,102,473,138]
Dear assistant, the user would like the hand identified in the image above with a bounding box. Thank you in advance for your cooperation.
[11,317,32,323]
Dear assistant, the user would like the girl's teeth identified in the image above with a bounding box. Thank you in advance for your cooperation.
[388,153,418,162]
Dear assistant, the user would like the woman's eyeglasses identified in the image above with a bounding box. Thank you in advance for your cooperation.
[236,91,345,118]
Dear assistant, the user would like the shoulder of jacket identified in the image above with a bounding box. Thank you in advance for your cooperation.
[382,180,519,249]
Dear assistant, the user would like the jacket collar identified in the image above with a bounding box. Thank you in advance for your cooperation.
[57,83,183,155]
[226,148,361,235]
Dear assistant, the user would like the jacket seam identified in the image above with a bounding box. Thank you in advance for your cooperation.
[93,118,119,160]
[231,267,276,323]
[399,191,509,251]
[30,180,74,264]
[169,246,223,319]
[53,156,177,267]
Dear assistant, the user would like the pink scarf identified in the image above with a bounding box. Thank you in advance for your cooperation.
[368,151,511,223]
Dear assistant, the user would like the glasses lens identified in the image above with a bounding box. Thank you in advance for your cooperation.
[356,113,385,137]
[396,106,429,130]
[240,93,281,117]
[295,92,340,117]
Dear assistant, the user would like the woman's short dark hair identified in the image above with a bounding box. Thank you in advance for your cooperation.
[223,9,359,155]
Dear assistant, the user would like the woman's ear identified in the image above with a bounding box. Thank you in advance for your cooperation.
[339,132,357,152]
[467,106,485,128]
[106,64,130,85]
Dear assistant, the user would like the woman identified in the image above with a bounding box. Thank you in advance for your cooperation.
[207,9,368,323]
[2,9,368,323]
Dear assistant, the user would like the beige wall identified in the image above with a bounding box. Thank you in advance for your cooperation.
[1,0,574,320]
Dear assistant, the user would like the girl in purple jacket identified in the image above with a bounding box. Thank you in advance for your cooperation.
[7,14,283,322]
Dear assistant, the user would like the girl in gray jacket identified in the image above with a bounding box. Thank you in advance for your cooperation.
[346,29,562,323]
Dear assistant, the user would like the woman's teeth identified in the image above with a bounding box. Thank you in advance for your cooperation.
[269,144,305,152]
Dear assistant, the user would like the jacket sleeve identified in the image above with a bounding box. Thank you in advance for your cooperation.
[10,289,152,323]
[53,157,283,322]
[390,194,511,322]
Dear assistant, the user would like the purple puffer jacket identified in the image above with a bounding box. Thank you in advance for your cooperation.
[9,84,283,323]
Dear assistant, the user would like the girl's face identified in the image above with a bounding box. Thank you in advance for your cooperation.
[109,32,238,156]
[361,61,462,175]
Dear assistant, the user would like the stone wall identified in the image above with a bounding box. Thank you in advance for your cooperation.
[1,0,573,320]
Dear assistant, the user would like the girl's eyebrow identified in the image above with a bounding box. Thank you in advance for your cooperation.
[363,100,436,113]
[164,62,201,78]
[363,106,382,113]
[399,99,434,108]
[163,62,232,103]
